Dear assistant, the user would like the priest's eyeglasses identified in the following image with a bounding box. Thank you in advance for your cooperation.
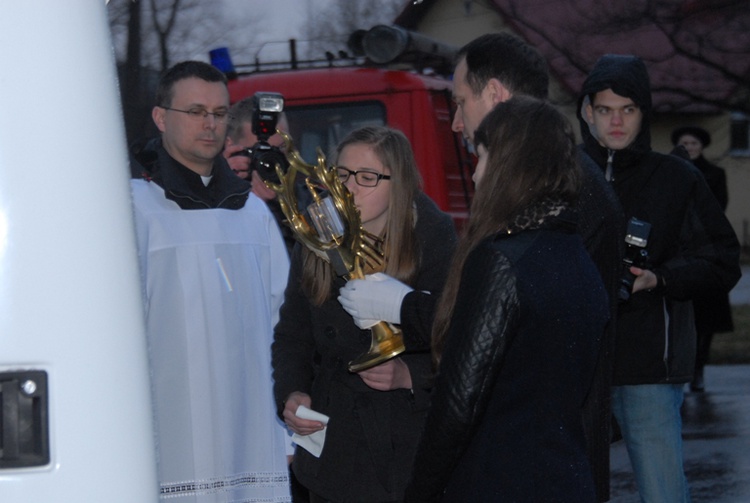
[162,106,230,124]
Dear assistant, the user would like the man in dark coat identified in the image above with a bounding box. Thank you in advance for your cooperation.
[448,32,624,502]
[672,126,735,392]
[578,54,741,503]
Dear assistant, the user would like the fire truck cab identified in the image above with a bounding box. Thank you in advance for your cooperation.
[221,26,474,228]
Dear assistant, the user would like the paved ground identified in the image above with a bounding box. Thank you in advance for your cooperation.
[610,266,750,502]
[609,365,750,502]
[729,265,750,306]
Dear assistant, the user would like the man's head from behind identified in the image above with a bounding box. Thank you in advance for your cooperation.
[452,32,549,143]
[226,98,289,150]
[152,61,229,176]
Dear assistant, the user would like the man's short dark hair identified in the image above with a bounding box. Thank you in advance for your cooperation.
[456,32,549,100]
[155,60,228,108]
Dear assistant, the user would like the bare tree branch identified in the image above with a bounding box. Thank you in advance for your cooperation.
[303,0,404,60]
[498,0,750,113]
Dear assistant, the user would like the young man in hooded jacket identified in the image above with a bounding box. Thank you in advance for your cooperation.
[578,54,740,502]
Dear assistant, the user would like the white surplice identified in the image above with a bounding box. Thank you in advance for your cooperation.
[131,180,291,502]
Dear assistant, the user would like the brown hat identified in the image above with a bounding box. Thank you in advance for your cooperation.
[671,126,711,148]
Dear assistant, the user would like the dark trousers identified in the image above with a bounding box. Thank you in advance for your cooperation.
[695,329,714,371]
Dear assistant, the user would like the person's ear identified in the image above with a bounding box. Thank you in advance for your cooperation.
[152,106,166,133]
[584,103,595,125]
[486,78,512,105]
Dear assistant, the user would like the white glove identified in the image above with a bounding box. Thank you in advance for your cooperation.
[338,272,413,326]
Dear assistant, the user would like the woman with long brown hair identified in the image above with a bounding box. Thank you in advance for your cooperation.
[405,96,609,502]
[272,126,457,502]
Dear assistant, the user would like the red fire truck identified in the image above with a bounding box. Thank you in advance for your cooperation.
[217,25,474,228]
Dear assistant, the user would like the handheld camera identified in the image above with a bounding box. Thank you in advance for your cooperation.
[618,217,652,302]
[230,91,288,183]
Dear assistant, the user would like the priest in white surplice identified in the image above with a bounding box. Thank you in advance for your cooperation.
[130,60,291,503]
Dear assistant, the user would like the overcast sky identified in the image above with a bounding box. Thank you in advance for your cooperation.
[153,0,401,68]
[216,0,326,64]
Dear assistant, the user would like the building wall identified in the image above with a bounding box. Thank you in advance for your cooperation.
[411,0,749,247]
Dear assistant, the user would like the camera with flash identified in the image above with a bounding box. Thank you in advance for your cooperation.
[231,92,288,183]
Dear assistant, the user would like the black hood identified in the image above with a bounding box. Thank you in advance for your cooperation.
[577,55,652,164]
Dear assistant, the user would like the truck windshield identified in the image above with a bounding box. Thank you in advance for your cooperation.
[285,101,386,164]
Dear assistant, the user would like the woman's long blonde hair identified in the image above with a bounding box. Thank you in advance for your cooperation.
[301,126,423,305]
[431,96,581,365]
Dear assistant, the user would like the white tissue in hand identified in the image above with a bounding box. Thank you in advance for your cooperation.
[291,405,330,458]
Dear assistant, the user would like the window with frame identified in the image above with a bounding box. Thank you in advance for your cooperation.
[285,101,386,164]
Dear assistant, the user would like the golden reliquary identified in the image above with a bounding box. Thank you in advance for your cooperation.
[264,132,405,372]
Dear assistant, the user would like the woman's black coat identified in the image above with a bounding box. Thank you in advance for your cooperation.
[272,193,457,502]
[405,220,609,502]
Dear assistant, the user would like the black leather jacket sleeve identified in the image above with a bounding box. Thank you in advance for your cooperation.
[405,240,521,502]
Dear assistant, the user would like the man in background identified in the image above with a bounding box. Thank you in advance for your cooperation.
[225,98,295,254]
[449,33,624,502]
[671,125,734,393]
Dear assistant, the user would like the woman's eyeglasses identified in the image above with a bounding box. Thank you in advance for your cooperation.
[335,167,391,187]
